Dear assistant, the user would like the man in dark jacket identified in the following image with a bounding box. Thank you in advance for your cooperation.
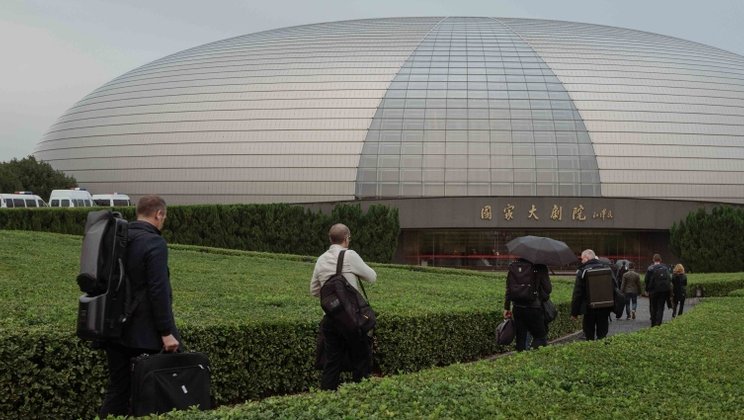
[99,195,180,417]
[644,254,673,327]
[503,259,552,351]
[620,265,642,320]
[571,249,613,340]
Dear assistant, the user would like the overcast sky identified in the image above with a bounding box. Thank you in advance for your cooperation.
[2,0,743,162]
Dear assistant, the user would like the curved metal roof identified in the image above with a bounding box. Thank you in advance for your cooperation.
[35,17,744,204]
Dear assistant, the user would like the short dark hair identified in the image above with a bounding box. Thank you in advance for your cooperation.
[136,195,166,218]
[328,223,350,244]
[652,253,662,262]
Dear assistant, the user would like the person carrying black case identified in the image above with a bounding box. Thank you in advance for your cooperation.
[571,249,614,340]
[97,195,212,417]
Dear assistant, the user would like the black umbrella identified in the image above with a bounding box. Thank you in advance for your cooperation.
[598,257,612,266]
[616,259,632,269]
[505,235,577,266]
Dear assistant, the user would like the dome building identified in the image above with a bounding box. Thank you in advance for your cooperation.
[35,17,744,266]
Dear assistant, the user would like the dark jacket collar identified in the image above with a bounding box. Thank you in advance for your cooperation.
[129,220,162,236]
[579,258,605,270]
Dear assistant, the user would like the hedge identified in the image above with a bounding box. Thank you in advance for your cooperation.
[0,231,575,419]
[0,202,399,263]
[2,231,742,418]
[162,294,744,419]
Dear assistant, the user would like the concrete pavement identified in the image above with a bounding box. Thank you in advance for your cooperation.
[553,295,699,343]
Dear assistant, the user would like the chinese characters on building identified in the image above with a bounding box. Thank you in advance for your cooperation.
[480,203,614,222]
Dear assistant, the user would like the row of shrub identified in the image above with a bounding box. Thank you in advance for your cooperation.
[0,231,561,418]
[0,202,400,262]
[5,277,742,418]
[3,231,743,418]
[0,305,579,419]
[164,292,744,419]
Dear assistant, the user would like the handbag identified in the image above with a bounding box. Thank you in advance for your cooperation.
[613,287,627,318]
[130,351,212,416]
[542,299,558,323]
[496,318,515,345]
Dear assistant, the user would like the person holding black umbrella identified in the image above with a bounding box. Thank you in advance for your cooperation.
[503,258,552,352]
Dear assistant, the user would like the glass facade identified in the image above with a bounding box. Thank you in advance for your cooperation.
[357,17,599,198]
[34,17,744,205]
[398,228,669,270]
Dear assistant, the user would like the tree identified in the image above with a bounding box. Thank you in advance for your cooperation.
[670,206,744,273]
[0,165,22,192]
[0,155,77,200]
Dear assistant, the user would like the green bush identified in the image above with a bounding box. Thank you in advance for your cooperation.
[0,230,574,419]
[726,288,744,297]
[0,202,399,263]
[166,296,744,419]
[670,206,744,272]
[3,231,741,419]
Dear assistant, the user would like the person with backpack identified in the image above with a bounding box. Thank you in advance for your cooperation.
[620,264,642,320]
[644,254,674,327]
[503,258,552,351]
[671,263,688,317]
[310,223,377,391]
[99,195,180,417]
[571,249,614,340]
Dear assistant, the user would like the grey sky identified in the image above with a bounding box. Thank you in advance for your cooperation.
[2,0,743,162]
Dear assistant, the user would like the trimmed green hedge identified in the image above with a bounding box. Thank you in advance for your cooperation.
[0,202,399,263]
[2,231,742,418]
[163,295,744,419]
[0,230,575,419]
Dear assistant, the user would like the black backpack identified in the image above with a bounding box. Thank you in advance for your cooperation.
[76,210,138,341]
[649,264,672,293]
[320,250,376,335]
[506,261,538,303]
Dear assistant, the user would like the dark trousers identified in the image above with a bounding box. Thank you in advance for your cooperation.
[650,291,671,326]
[513,306,547,352]
[583,308,611,340]
[99,343,156,418]
[673,295,686,317]
[320,317,372,391]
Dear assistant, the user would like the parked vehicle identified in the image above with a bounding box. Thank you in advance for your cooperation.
[49,188,94,208]
[92,193,132,207]
[0,192,48,208]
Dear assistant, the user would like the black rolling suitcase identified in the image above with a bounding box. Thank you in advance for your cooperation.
[131,351,212,416]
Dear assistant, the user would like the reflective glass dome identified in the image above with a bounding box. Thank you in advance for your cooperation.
[35,17,744,204]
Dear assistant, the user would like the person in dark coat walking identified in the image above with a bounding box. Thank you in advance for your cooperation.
[503,259,552,352]
[99,195,180,417]
[644,254,674,327]
[672,263,688,317]
[571,249,612,340]
[621,264,642,320]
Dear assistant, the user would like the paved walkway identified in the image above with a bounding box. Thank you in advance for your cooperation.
[553,295,700,343]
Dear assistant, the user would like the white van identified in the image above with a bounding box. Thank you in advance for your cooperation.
[49,188,94,208]
[0,192,48,208]
[92,193,132,207]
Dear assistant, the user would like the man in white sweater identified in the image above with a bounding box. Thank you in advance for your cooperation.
[310,223,377,390]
